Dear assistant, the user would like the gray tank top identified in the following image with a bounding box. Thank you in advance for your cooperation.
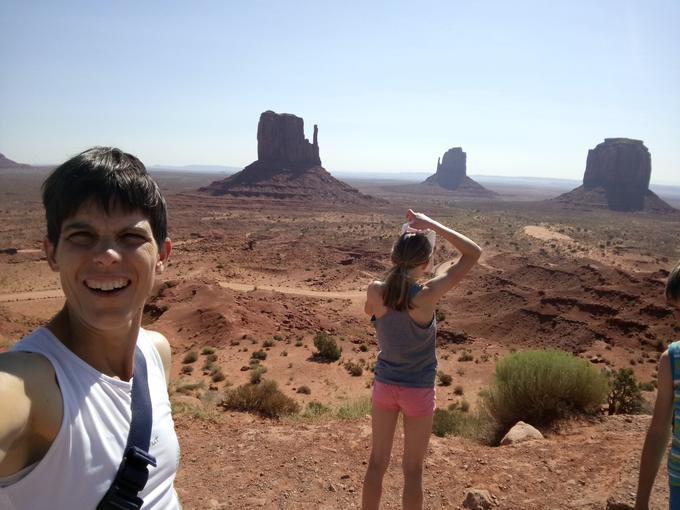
[372,284,437,388]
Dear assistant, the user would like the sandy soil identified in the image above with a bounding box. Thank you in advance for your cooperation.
[1,169,679,508]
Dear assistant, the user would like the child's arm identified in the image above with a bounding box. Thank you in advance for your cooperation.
[406,209,481,305]
[635,349,674,509]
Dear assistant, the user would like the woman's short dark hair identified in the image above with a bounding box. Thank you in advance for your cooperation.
[667,260,680,305]
[42,147,167,248]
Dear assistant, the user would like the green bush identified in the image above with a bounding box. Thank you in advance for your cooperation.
[437,371,453,386]
[345,361,363,376]
[314,332,342,361]
[481,349,609,430]
[249,365,267,384]
[201,346,216,355]
[609,368,644,414]
[221,380,300,418]
[262,339,275,348]
[458,351,474,362]
[432,407,494,443]
[182,351,198,364]
[251,350,267,361]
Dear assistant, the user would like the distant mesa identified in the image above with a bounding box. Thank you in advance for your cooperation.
[555,138,674,212]
[423,147,497,197]
[0,153,30,169]
[200,111,381,204]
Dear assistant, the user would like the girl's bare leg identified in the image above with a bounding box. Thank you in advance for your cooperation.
[401,414,434,510]
[362,406,400,510]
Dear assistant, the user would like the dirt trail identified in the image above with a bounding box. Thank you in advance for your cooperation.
[0,289,64,303]
[0,284,364,304]
[218,281,364,302]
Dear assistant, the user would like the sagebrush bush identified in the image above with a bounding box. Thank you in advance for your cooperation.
[432,407,494,443]
[608,368,644,414]
[221,380,300,418]
[437,371,453,386]
[251,350,267,361]
[481,349,609,430]
[345,361,363,376]
[314,332,342,361]
[182,351,198,364]
[296,385,311,394]
[201,346,216,355]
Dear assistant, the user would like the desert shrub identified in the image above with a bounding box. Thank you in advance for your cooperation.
[295,340,304,347]
[249,365,267,384]
[182,351,198,364]
[204,353,218,363]
[251,350,267,361]
[453,385,464,395]
[437,371,453,386]
[180,365,194,375]
[608,368,644,414]
[296,385,312,395]
[174,381,205,395]
[221,380,300,418]
[432,407,494,443]
[201,346,216,355]
[211,369,226,383]
[314,332,342,361]
[458,351,474,362]
[345,361,363,377]
[335,396,371,420]
[304,401,330,417]
[481,349,609,430]
[262,339,275,348]
[359,343,369,352]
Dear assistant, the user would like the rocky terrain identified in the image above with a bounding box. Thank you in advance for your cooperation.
[1,168,679,509]
[555,139,675,213]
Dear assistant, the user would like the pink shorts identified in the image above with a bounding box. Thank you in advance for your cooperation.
[372,380,436,417]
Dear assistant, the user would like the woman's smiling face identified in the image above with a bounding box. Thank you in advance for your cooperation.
[44,200,171,332]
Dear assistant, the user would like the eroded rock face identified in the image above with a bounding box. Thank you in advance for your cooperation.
[256,110,321,171]
[425,147,467,189]
[199,111,380,205]
[583,138,651,211]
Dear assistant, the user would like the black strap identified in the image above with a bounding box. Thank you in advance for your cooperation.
[97,348,157,510]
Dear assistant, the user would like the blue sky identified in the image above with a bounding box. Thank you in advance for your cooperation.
[1,1,678,183]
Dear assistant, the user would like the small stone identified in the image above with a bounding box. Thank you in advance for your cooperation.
[463,488,495,509]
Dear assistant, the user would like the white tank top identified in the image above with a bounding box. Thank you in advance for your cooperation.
[0,328,181,510]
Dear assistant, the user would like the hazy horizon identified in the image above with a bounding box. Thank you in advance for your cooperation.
[1,1,678,184]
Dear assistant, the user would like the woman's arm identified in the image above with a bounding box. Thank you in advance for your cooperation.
[635,350,674,509]
[407,209,481,304]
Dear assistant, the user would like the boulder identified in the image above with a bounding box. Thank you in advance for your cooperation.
[463,488,495,509]
[499,421,544,445]
[583,138,651,211]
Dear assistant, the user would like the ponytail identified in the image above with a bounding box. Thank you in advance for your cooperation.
[383,264,412,311]
[382,232,433,311]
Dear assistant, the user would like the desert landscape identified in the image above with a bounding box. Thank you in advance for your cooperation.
[1,115,680,510]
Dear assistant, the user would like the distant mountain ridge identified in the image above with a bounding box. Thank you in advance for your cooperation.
[0,153,30,168]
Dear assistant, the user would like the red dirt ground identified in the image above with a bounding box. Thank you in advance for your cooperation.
[1,168,679,509]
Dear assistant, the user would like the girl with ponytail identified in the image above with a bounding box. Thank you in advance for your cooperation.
[362,209,481,510]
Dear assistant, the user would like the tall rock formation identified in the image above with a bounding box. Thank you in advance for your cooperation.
[425,147,466,189]
[423,147,496,197]
[199,111,380,204]
[555,138,673,212]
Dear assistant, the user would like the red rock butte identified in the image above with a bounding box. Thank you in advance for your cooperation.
[199,111,382,205]
[423,147,497,198]
[555,138,675,213]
